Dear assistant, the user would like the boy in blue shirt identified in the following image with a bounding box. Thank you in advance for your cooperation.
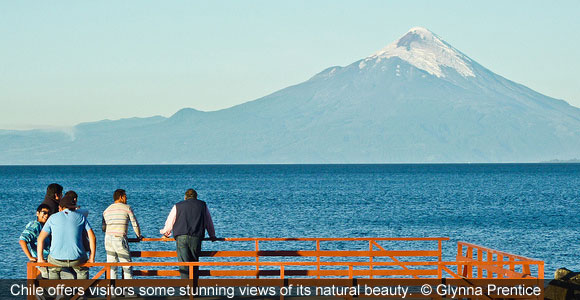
[19,204,51,278]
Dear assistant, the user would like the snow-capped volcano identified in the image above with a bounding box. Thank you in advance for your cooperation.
[360,27,475,78]
[1,27,579,164]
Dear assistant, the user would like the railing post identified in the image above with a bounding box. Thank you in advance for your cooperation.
[466,246,473,278]
[316,239,321,279]
[438,239,443,262]
[190,264,195,300]
[26,263,36,300]
[26,262,36,279]
[487,251,493,278]
[280,265,285,300]
[523,262,531,277]
[497,253,505,278]
[369,240,373,279]
[255,240,260,279]
[538,262,544,279]
[106,265,111,300]
[509,256,515,273]
[348,265,353,279]
[437,239,443,278]
[477,249,483,278]
[457,242,465,277]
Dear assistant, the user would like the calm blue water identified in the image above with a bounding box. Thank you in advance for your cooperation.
[0,164,578,279]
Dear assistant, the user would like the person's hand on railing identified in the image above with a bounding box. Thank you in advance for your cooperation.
[210,236,217,242]
[87,257,94,263]
[37,256,45,263]
[28,257,37,263]
[161,235,171,241]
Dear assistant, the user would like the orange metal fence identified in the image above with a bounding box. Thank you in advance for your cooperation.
[26,237,544,299]
[455,241,544,279]
[128,237,447,279]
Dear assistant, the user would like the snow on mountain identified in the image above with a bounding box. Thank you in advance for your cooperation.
[360,27,475,78]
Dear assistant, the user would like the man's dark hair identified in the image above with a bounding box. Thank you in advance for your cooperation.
[63,190,78,199]
[59,191,78,209]
[36,203,51,213]
[114,189,126,201]
[185,189,197,200]
[45,183,63,202]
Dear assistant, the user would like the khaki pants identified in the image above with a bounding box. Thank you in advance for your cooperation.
[36,266,48,279]
[47,255,88,279]
[105,235,132,279]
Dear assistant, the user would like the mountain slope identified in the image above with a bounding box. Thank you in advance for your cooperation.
[1,27,579,164]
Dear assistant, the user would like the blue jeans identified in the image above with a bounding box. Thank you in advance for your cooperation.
[176,235,202,280]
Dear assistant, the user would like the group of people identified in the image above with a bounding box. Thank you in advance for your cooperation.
[19,183,217,280]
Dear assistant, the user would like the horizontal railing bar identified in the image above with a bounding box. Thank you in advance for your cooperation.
[131,251,174,257]
[131,250,441,258]
[129,237,450,243]
[457,255,541,265]
[457,241,538,261]
[133,270,179,276]
[133,269,439,277]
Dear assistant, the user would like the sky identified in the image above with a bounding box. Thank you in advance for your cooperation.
[1,0,579,130]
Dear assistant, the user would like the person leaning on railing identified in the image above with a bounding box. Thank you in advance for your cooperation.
[36,191,97,279]
[19,204,52,278]
[102,189,143,279]
[160,188,217,280]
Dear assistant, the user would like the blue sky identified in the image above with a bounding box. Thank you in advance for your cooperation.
[1,0,579,129]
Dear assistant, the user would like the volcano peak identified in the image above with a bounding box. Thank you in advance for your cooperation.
[363,27,475,78]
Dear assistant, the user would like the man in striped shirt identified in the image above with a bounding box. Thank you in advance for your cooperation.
[102,189,142,279]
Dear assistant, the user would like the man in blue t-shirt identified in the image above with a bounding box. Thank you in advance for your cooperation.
[37,191,96,279]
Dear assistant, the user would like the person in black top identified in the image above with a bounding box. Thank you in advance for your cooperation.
[160,189,216,281]
[41,183,63,215]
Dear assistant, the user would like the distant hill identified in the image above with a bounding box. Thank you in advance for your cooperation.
[1,27,579,164]
[543,159,580,163]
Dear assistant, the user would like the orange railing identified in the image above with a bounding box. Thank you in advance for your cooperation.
[455,241,544,279]
[127,237,447,279]
[26,237,544,299]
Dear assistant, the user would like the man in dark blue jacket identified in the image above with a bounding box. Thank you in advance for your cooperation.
[160,189,216,279]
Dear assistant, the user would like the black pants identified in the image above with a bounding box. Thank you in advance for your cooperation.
[176,235,202,281]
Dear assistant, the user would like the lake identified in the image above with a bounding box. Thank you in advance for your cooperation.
[1,164,578,278]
